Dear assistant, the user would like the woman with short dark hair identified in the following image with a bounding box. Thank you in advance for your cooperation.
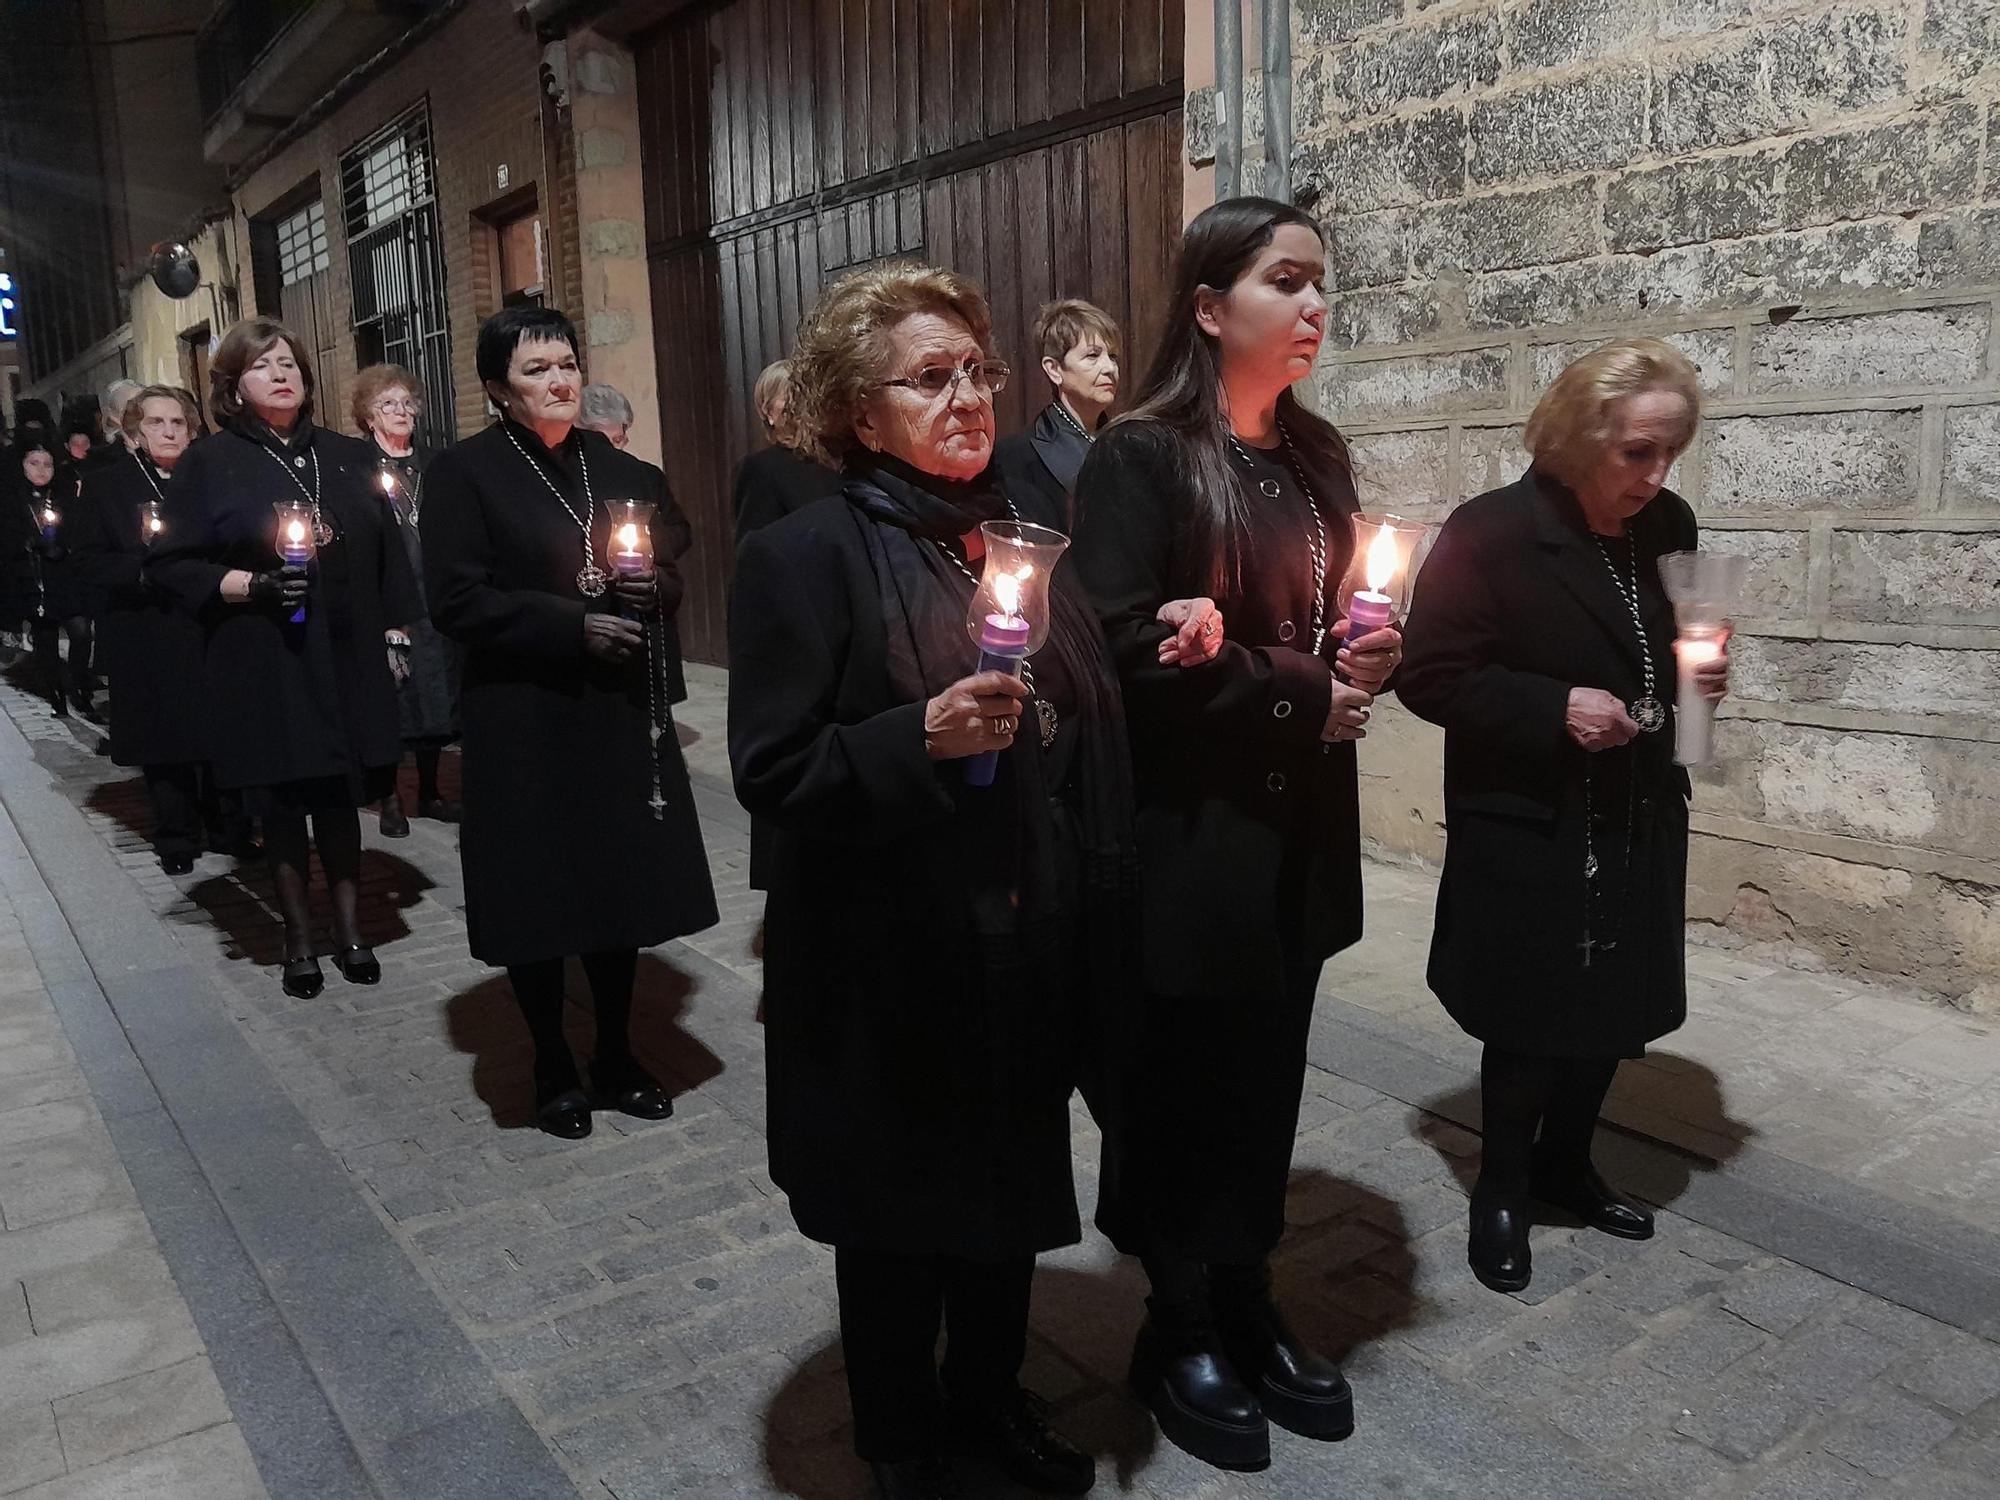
[992,299,1122,533]
[150,317,422,998]
[420,305,717,1140]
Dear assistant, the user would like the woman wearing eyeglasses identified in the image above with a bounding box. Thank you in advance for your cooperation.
[728,263,1222,1500]
[354,366,460,836]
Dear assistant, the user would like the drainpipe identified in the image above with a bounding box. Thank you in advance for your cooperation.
[1214,0,1244,201]
[1261,0,1293,204]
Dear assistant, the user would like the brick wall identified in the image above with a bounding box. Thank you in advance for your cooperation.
[1194,0,2000,1010]
[232,0,557,441]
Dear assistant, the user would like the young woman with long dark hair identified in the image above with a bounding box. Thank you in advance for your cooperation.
[1072,197,1402,1471]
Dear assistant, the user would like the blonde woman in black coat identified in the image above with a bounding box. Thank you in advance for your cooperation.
[1399,339,1731,1294]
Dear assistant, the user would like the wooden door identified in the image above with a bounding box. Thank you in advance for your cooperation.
[634,0,1183,666]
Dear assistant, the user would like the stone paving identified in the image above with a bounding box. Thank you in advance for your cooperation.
[0,766,267,1497]
[2,661,2000,1498]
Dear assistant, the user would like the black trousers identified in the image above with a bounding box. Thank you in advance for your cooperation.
[143,763,219,861]
[833,1248,1033,1462]
[30,615,91,703]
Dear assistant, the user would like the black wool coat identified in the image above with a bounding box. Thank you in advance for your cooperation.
[728,493,1083,1259]
[729,443,845,546]
[149,420,422,794]
[991,405,1091,535]
[69,449,208,767]
[1071,422,1366,1000]
[1397,469,1697,1059]
[420,420,716,969]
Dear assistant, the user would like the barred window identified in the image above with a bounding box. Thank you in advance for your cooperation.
[275,201,329,287]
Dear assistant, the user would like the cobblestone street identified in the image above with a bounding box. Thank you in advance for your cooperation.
[4,663,2000,1499]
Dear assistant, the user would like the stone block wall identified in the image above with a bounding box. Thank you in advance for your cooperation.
[1199,0,2000,1009]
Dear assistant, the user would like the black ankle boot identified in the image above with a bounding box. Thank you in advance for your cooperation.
[948,1387,1093,1494]
[870,1454,965,1500]
[1532,1156,1654,1240]
[379,795,410,838]
[1468,1191,1532,1294]
[1128,1271,1269,1471]
[1211,1262,1354,1441]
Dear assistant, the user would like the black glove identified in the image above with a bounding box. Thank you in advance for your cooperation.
[248,565,310,612]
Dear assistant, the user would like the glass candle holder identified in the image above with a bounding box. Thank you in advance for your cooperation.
[962,519,1071,788]
[273,498,316,624]
[1658,550,1749,768]
[1335,513,1430,646]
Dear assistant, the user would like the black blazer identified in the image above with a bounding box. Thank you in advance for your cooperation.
[991,405,1091,534]
[1398,468,1697,1057]
[729,443,845,546]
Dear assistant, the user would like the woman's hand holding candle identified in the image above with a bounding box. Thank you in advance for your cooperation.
[1321,678,1375,743]
[245,567,310,613]
[922,670,1031,761]
[1686,629,1731,704]
[1335,622,1403,694]
[611,568,658,615]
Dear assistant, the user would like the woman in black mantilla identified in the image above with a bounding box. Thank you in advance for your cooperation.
[991,298,1122,534]
[1398,339,1731,1296]
[1071,197,1401,1471]
[5,439,97,719]
[70,386,247,873]
[150,318,422,998]
[352,363,460,837]
[420,306,717,1141]
[729,263,1220,1500]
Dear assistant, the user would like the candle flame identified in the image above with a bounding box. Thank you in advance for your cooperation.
[148,516,162,534]
[286,520,306,543]
[41,508,55,525]
[618,523,640,549]
[1678,637,1724,664]
[993,570,1023,617]
[379,471,395,493]
[1363,521,1399,594]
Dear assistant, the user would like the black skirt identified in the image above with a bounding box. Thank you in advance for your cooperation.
[240,767,397,818]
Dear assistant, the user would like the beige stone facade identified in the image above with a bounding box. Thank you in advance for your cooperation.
[1184,0,2000,1010]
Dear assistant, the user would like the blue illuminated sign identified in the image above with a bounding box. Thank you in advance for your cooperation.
[0,273,16,340]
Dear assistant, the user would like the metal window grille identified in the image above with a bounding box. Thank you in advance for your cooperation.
[276,200,329,288]
[340,105,453,446]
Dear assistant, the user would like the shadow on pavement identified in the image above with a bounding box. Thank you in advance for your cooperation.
[1417,1051,1753,1215]
[183,846,436,966]
[445,952,726,1130]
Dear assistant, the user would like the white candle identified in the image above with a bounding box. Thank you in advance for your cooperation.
[1674,636,1724,767]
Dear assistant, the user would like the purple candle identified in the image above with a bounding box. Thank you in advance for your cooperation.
[963,608,1030,788]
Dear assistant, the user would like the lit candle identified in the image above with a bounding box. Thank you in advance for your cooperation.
[273,501,316,625]
[141,501,165,539]
[1343,521,1399,646]
[614,520,648,576]
[963,567,1033,789]
[38,504,58,541]
[378,470,398,499]
[1674,633,1725,766]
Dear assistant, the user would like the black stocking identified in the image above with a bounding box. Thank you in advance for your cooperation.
[506,958,578,1092]
[312,807,364,949]
[415,744,443,805]
[1476,1046,1560,1202]
[264,811,314,962]
[580,948,639,1069]
[1536,1058,1621,1182]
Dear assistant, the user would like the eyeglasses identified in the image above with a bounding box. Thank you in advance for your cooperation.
[878,359,1009,400]
[372,398,422,415]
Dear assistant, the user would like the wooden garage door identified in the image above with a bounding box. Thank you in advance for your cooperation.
[635,0,1184,666]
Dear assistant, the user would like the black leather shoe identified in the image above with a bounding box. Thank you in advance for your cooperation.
[416,798,462,824]
[1212,1266,1354,1441]
[281,957,324,999]
[332,945,381,985]
[1533,1164,1655,1240]
[949,1388,1094,1494]
[871,1455,965,1500]
[1468,1194,1532,1293]
[75,698,103,725]
[592,1057,673,1120]
[379,797,410,838]
[535,1084,592,1140]
[1129,1313,1269,1471]
[159,853,195,876]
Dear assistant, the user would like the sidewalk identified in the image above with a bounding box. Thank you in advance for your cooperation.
[0,661,1998,1499]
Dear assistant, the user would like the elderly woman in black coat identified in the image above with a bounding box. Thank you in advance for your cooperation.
[70,386,241,873]
[1072,198,1401,1471]
[420,306,717,1141]
[151,318,422,998]
[730,263,1222,1500]
[352,363,459,836]
[1398,338,1732,1295]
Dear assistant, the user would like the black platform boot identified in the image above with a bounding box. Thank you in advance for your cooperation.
[1128,1260,1269,1471]
[1211,1260,1354,1441]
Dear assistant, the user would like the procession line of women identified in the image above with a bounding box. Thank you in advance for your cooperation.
[20,187,1732,1500]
